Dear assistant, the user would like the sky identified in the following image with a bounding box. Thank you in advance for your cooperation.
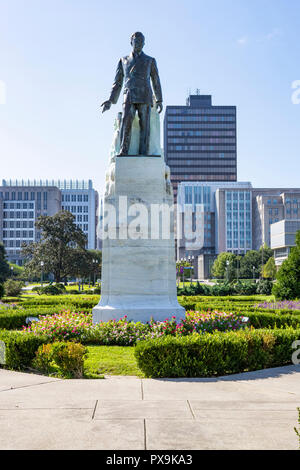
[0,0,300,197]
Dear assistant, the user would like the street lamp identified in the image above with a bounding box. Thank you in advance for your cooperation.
[10,266,13,278]
[40,261,44,287]
[226,260,230,282]
[252,265,255,281]
[93,259,99,286]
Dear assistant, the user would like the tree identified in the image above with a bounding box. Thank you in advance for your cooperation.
[211,252,237,281]
[22,211,89,282]
[239,250,262,279]
[273,231,300,300]
[0,243,10,283]
[263,256,277,280]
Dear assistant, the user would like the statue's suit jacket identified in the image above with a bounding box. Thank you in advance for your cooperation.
[109,51,163,106]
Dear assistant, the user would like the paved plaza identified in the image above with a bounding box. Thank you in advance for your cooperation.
[0,365,299,450]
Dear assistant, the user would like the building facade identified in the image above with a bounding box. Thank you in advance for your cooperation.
[252,189,300,250]
[177,181,252,278]
[0,182,61,265]
[0,179,99,264]
[164,93,237,201]
[270,219,300,267]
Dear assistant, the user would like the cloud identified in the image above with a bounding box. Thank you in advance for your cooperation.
[237,28,282,46]
[237,36,248,46]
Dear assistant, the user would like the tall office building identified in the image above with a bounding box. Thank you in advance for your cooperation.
[164,93,237,200]
[0,179,99,264]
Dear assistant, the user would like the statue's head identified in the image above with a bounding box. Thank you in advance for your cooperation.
[130,32,145,54]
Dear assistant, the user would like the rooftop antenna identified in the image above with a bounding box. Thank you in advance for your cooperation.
[186,88,191,105]
[195,88,201,95]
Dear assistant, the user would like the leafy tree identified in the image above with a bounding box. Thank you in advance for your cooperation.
[273,231,300,300]
[211,252,237,281]
[239,250,262,279]
[0,243,10,283]
[22,211,89,283]
[263,257,277,280]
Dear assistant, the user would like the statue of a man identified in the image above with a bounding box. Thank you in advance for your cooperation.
[101,32,163,156]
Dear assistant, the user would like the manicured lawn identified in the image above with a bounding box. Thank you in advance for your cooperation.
[84,345,144,378]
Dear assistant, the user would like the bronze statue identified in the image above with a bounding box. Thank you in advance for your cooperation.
[101,32,163,156]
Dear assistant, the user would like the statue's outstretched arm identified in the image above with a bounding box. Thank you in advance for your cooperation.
[101,59,124,113]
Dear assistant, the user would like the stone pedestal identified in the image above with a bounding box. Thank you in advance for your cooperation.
[92,155,185,323]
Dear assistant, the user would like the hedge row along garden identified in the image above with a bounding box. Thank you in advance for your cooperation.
[0,289,300,378]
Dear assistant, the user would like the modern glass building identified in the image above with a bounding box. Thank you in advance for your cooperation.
[164,93,237,201]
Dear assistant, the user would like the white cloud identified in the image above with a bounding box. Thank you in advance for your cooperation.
[237,36,248,46]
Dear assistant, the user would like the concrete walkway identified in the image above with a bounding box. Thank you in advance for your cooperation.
[0,365,299,450]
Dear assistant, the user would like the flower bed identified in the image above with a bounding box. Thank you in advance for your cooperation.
[22,310,246,345]
[256,300,300,310]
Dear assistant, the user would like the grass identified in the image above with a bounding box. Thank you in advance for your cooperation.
[84,345,144,378]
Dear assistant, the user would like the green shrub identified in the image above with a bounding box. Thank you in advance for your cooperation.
[295,408,300,448]
[0,284,4,299]
[51,342,87,378]
[32,343,54,375]
[40,284,66,295]
[4,279,24,297]
[233,280,257,296]
[134,328,300,378]
[256,279,273,295]
[0,330,47,370]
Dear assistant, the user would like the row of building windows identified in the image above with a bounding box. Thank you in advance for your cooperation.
[62,206,89,213]
[167,108,235,115]
[168,138,236,145]
[226,192,251,201]
[3,211,35,219]
[167,123,236,130]
[171,175,237,181]
[76,215,89,222]
[62,194,89,202]
[227,221,251,230]
[3,203,34,209]
[3,231,34,239]
[167,130,236,137]
[168,116,235,122]
[167,152,236,160]
[227,202,251,211]
[3,221,34,228]
[0,191,47,201]
[227,240,252,249]
[171,168,236,175]
[227,211,251,221]
[168,160,236,167]
[168,146,236,152]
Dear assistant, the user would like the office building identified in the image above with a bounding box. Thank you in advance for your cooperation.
[271,219,300,267]
[0,182,61,265]
[0,179,99,264]
[252,189,300,249]
[177,181,252,278]
[164,93,237,201]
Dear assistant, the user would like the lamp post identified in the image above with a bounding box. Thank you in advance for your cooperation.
[40,261,44,287]
[226,260,230,282]
[252,265,255,281]
[10,266,13,278]
[93,259,99,286]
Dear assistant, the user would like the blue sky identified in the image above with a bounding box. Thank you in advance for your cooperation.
[0,0,300,196]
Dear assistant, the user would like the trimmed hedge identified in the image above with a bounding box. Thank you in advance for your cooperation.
[0,306,93,330]
[0,330,47,370]
[134,328,300,378]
